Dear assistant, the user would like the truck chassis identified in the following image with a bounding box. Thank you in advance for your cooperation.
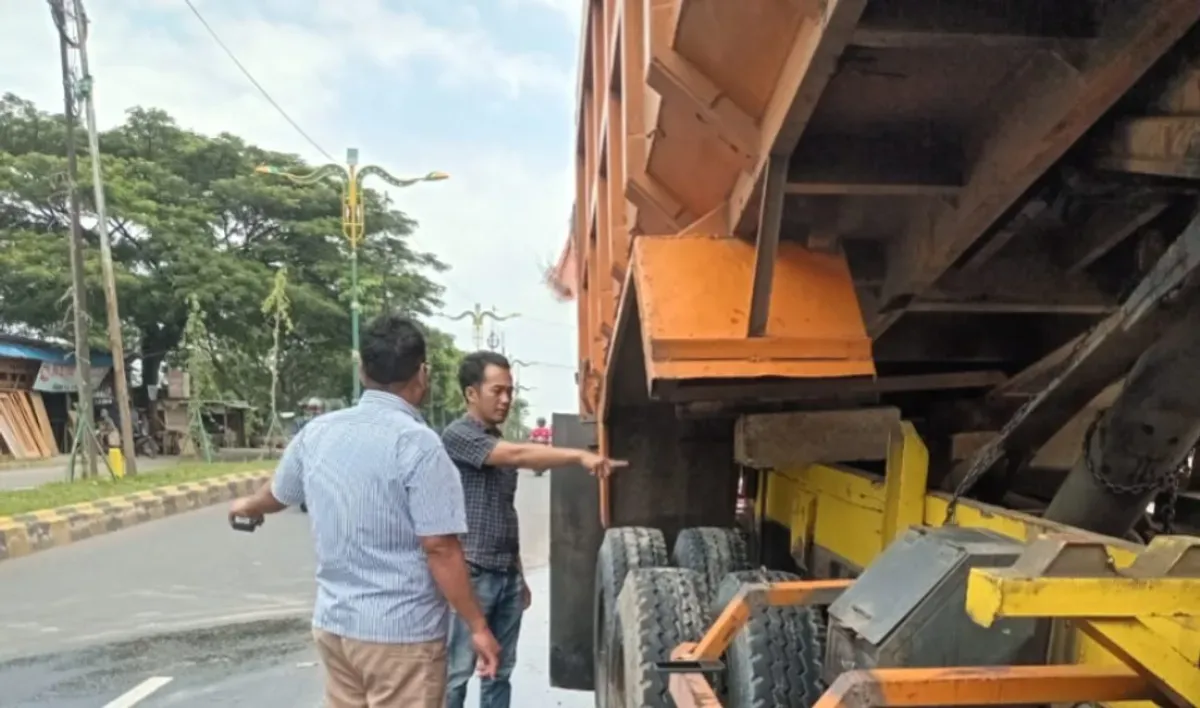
[547,1,1200,706]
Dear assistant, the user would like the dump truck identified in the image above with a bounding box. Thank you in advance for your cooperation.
[544,1,1200,706]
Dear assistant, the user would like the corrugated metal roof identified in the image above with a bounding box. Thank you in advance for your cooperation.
[0,335,114,367]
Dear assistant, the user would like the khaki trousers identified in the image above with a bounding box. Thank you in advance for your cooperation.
[313,629,448,708]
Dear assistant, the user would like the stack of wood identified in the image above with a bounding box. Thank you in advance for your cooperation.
[0,391,59,460]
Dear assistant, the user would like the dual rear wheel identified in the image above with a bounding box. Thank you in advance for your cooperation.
[594,526,825,708]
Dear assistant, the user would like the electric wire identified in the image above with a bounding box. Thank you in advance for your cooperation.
[179,0,336,163]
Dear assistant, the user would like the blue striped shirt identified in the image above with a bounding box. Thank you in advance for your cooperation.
[271,390,468,644]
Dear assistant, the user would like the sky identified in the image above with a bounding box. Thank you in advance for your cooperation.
[0,0,585,420]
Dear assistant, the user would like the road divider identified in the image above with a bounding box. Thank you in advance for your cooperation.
[0,470,269,563]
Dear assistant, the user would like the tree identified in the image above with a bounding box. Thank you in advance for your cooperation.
[181,294,216,461]
[261,266,292,447]
[0,94,459,420]
[422,327,466,432]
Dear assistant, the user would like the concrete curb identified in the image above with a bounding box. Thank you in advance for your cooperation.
[0,471,270,563]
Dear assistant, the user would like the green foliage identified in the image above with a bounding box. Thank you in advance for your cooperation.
[0,94,466,420]
[422,327,466,431]
[0,461,268,517]
[182,294,219,401]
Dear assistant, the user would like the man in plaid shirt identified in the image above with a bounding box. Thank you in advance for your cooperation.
[441,350,624,708]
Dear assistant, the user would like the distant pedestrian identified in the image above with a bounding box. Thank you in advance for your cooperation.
[441,351,625,708]
[229,314,500,708]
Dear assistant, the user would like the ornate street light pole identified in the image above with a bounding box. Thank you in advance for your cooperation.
[255,148,447,399]
[442,303,519,350]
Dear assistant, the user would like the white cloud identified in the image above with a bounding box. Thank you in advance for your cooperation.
[311,0,571,99]
[388,145,579,416]
[0,0,584,417]
[504,0,583,28]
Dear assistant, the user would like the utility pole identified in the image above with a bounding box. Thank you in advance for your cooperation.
[68,0,137,475]
[49,0,97,479]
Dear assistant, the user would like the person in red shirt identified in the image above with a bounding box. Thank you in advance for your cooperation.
[528,417,551,476]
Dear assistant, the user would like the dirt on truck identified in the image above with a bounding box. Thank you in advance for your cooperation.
[545,1,1200,707]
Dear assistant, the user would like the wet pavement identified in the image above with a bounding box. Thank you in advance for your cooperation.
[0,471,589,707]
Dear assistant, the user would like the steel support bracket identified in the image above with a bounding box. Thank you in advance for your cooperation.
[812,665,1152,707]
[965,534,1200,706]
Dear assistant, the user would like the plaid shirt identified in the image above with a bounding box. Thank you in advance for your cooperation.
[441,415,520,572]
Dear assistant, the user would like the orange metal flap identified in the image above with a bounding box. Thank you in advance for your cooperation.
[546,234,577,301]
[632,235,875,382]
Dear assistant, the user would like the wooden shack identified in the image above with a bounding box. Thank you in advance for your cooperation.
[0,334,113,461]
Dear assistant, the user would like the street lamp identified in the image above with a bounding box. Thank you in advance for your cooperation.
[255,148,448,399]
[442,303,519,350]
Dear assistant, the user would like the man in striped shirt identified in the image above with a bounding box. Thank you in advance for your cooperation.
[441,351,625,708]
[229,314,500,708]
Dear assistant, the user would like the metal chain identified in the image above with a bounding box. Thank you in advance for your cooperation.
[1084,416,1192,534]
[1160,471,1181,534]
[944,316,1110,524]
[1081,416,1164,497]
[944,204,1199,524]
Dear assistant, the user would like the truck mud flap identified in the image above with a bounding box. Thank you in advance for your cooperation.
[549,413,601,690]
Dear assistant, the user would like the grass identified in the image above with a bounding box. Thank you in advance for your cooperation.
[0,461,271,517]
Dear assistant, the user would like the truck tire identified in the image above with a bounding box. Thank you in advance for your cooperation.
[714,569,825,708]
[672,527,751,603]
[612,568,709,708]
[594,527,669,707]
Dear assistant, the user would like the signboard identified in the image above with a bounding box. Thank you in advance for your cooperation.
[33,362,111,394]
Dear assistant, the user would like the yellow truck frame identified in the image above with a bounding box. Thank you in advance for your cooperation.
[666,424,1200,706]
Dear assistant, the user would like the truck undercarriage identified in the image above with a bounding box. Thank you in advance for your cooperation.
[547,1,1200,705]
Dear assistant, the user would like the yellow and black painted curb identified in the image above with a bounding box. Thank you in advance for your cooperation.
[0,470,270,563]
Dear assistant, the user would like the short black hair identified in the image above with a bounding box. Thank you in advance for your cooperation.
[458,350,511,395]
[361,313,426,385]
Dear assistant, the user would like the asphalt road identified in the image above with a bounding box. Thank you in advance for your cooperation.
[0,470,586,707]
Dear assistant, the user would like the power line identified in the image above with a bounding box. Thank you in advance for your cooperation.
[179,0,335,163]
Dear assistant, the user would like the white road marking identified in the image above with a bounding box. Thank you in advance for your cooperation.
[103,677,174,708]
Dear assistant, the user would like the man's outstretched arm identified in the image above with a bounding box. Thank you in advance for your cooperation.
[229,431,305,521]
[444,422,626,478]
[231,479,289,519]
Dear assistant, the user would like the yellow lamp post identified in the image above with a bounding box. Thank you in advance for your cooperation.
[442,303,520,350]
[255,148,447,399]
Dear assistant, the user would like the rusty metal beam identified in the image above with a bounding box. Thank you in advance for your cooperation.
[851,0,1099,53]
[918,252,1118,315]
[645,47,758,170]
[873,0,1200,337]
[1093,116,1200,179]
[986,334,1083,401]
[668,370,1007,406]
[851,29,1095,52]
[748,156,787,337]
[958,195,1054,272]
[626,172,693,233]
[813,665,1152,708]
[786,131,964,199]
[945,207,1200,509]
[666,643,723,708]
[728,0,870,237]
[685,579,852,662]
[1059,199,1170,274]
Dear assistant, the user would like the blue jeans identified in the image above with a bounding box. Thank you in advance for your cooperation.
[446,564,524,708]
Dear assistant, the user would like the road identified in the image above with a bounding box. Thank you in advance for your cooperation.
[0,457,177,491]
[0,470,586,707]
